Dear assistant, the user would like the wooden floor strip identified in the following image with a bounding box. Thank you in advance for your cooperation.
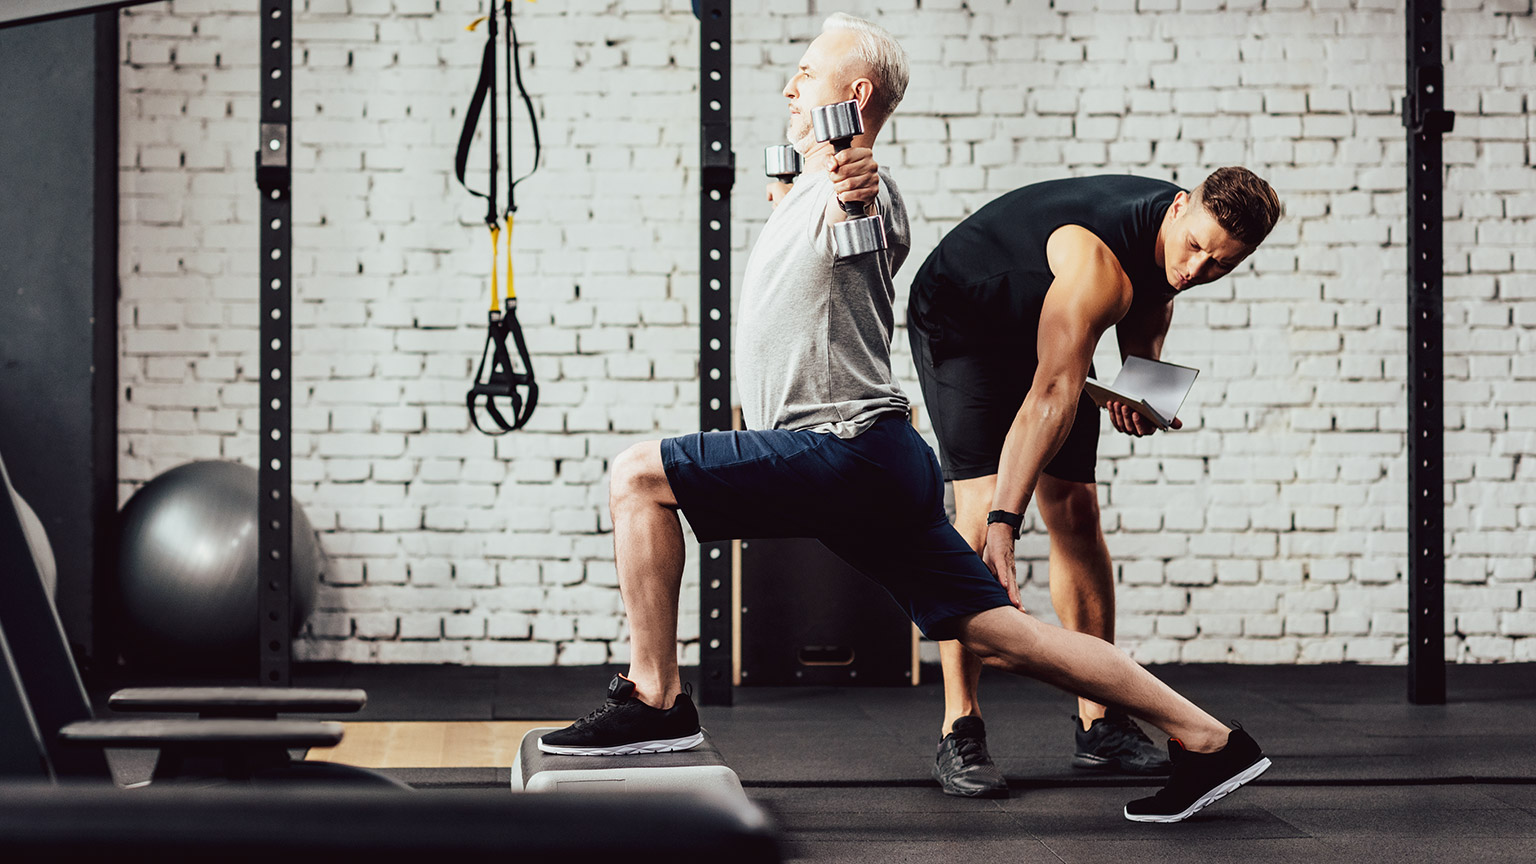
[304,721,566,768]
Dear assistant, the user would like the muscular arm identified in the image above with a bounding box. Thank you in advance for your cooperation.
[1115,293,1175,362]
[991,227,1133,519]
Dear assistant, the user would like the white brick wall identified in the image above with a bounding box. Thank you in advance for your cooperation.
[118,0,1536,665]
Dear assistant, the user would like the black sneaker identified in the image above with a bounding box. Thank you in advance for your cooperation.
[1123,727,1271,823]
[1072,711,1173,775]
[932,716,1009,799]
[538,675,703,756]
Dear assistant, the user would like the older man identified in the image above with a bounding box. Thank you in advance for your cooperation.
[540,14,1272,823]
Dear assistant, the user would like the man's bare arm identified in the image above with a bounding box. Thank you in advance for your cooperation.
[989,226,1133,520]
[1116,294,1175,362]
[977,226,1130,593]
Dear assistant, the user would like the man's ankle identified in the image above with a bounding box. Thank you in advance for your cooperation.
[941,712,981,736]
[1179,726,1230,755]
[625,673,681,710]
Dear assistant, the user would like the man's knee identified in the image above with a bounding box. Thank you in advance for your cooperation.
[1037,479,1101,538]
[609,441,671,509]
[952,607,1041,671]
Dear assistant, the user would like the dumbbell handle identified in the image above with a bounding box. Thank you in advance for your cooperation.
[827,138,867,217]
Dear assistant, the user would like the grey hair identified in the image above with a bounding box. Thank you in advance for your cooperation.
[822,12,909,128]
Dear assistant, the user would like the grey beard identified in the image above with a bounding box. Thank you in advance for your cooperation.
[786,118,813,152]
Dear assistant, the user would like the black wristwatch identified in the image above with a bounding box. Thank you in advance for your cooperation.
[986,509,1023,540]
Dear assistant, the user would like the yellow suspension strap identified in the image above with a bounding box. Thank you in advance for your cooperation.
[469,216,538,434]
[460,1,540,434]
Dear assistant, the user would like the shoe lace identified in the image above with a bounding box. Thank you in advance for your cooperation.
[1096,714,1159,758]
[950,732,990,767]
[574,696,625,727]
[575,682,686,727]
[1150,754,1204,803]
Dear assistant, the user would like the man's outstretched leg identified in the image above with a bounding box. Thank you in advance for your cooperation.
[953,607,1270,822]
[538,441,702,756]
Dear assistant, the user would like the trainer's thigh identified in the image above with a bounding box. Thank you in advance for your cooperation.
[1033,473,1102,539]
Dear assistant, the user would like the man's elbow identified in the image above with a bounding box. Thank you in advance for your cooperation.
[1023,376,1085,419]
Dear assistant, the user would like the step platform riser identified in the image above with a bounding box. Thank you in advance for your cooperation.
[513,727,747,805]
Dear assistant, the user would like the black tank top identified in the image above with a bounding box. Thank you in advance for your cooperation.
[909,175,1181,361]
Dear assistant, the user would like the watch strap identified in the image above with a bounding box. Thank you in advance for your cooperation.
[986,509,1023,539]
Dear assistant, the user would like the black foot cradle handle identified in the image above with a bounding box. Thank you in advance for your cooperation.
[468,300,539,435]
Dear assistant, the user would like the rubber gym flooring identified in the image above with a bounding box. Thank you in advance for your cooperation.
[90,663,1536,863]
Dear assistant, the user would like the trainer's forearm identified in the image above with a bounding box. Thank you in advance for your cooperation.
[992,382,1080,515]
[1117,299,1174,363]
[1120,338,1165,363]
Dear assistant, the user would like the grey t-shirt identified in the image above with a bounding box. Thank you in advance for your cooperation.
[736,166,912,437]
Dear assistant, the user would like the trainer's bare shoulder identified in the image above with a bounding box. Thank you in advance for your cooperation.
[1042,225,1136,329]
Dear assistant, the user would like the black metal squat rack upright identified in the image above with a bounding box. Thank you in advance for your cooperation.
[1404,0,1453,705]
[696,1,735,707]
[257,0,295,686]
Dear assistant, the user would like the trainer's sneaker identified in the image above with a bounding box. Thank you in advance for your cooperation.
[932,715,1009,799]
[1072,711,1172,775]
[538,675,703,756]
[1123,726,1271,823]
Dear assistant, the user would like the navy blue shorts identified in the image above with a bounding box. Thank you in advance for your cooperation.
[660,414,1012,640]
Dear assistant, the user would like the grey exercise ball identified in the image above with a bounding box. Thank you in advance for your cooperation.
[116,460,323,668]
[11,490,57,600]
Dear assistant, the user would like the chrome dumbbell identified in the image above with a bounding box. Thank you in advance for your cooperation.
[764,144,802,185]
[810,99,886,259]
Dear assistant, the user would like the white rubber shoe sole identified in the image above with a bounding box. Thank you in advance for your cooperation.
[538,731,704,756]
[1122,756,1272,823]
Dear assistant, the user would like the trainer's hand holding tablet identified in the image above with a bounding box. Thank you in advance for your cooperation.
[1084,356,1199,437]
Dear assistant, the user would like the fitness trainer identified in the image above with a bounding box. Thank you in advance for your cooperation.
[909,169,1283,797]
[540,14,1273,823]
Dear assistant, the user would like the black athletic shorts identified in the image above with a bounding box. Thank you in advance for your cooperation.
[909,320,1101,484]
[660,414,1012,640]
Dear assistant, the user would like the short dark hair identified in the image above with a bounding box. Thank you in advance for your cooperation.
[1191,167,1281,246]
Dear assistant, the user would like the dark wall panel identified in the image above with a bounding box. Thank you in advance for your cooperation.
[0,12,119,660]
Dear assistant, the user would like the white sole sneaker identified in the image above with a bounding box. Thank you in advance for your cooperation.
[538,731,704,756]
[1122,756,1272,823]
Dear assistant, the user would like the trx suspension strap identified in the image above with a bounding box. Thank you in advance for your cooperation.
[458,0,542,435]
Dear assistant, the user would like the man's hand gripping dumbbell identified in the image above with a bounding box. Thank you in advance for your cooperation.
[765,143,801,209]
[812,99,886,259]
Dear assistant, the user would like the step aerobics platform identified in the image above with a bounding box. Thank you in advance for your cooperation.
[512,727,747,803]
